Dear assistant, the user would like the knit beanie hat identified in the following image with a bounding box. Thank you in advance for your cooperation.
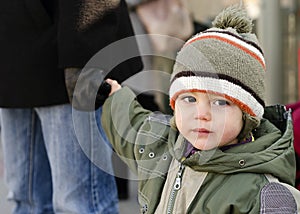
[169,5,266,120]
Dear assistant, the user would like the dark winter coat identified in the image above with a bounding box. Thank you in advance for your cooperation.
[0,0,142,107]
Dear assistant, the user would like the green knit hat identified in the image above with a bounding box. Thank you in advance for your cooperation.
[169,5,265,119]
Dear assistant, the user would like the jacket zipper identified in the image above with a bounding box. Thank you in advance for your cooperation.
[166,163,185,214]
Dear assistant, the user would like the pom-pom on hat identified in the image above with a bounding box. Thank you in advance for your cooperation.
[169,5,266,119]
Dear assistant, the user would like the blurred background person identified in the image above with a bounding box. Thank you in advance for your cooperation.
[0,0,142,213]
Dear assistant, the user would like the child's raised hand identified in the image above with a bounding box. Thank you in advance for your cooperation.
[106,79,122,96]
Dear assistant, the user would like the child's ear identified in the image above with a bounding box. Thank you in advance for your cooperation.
[238,113,260,140]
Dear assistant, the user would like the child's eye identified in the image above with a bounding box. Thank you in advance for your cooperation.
[213,99,230,106]
[182,96,197,103]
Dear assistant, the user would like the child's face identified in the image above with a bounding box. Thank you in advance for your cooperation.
[175,91,243,150]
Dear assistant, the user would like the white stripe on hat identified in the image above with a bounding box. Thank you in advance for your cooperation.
[169,76,264,118]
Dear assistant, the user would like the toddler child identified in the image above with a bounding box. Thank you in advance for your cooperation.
[102,5,299,214]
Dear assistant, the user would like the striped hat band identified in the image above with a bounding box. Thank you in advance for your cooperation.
[169,71,265,118]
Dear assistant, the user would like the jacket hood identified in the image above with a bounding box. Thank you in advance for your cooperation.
[170,105,296,185]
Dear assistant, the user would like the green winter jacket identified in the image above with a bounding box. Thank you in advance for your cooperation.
[102,87,296,214]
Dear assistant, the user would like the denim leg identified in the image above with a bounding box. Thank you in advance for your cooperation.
[0,108,53,214]
[37,105,119,214]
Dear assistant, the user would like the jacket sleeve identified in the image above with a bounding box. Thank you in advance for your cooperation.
[56,0,119,68]
[102,87,152,173]
[57,0,143,82]
[102,87,173,175]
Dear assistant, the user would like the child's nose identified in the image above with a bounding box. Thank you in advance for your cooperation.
[195,102,211,121]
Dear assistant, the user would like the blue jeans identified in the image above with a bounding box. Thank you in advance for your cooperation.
[0,105,119,214]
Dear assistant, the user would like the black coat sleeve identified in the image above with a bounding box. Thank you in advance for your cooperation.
[57,0,143,83]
